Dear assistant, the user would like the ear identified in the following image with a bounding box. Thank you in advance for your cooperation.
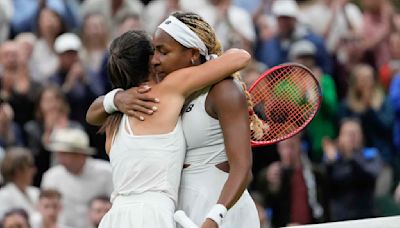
[190,48,201,65]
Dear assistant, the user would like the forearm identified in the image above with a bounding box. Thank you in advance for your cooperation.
[216,164,251,209]
[86,96,109,126]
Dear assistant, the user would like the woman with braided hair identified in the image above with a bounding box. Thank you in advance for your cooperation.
[87,11,260,228]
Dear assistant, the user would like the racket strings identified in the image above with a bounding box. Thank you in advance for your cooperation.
[249,65,320,144]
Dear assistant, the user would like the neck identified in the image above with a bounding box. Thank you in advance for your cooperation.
[13,180,28,193]
[43,219,57,228]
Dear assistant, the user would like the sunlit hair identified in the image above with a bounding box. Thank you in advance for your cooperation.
[172,12,266,138]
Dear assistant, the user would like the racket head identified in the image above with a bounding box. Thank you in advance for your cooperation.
[248,63,322,147]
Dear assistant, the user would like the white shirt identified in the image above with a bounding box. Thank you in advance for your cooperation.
[41,158,113,228]
[0,183,39,220]
[300,2,363,52]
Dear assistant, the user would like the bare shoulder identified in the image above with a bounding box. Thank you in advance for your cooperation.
[208,78,247,104]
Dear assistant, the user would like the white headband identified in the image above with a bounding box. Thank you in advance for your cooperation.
[158,15,217,61]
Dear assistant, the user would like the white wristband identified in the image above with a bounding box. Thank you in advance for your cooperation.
[205,204,227,226]
[103,88,123,114]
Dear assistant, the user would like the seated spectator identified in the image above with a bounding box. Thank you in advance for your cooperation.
[289,39,338,162]
[389,71,400,154]
[88,195,111,228]
[323,118,383,221]
[1,208,30,228]
[0,0,12,42]
[31,189,66,228]
[257,134,325,227]
[250,191,271,228]
[0,147,39,221]
[255,0,332,74]
[41,127,112,228]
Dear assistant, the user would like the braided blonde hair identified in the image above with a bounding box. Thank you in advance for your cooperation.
[172,12,266,138]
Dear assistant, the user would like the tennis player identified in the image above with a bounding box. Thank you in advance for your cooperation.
[87,12,260,228]
[96,30,250,227]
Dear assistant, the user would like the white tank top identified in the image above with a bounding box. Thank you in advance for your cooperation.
[182,90,228,165]
[109,115,186,205]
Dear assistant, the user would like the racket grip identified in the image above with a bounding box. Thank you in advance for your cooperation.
[174,210,198,228]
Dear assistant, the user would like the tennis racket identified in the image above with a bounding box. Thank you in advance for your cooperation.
[248,63,322,147]
[174,210,198,228]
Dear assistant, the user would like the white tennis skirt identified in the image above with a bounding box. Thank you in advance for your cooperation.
[177,165,260,227]
[99,192,176,228]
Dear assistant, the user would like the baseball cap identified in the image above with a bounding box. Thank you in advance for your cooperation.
[271,0,299,18]
[289,40,317,60]
[54,33,82,54]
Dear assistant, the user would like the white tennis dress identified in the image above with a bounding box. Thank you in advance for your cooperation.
[99,115,186,228]
[179,90,260,227]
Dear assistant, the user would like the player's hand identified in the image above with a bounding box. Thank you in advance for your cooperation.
[114,85,159,120]
[200,219,218,228]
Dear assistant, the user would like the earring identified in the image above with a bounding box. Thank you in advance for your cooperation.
[191,59,195,65]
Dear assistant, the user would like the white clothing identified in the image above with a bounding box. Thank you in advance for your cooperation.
[100,115,185,227]
[179,91,259,227]
[182,91,227,165]
[41,158,113,228]
[300,3,363,52]
[81,0,143,38]
[178,165,259,227]
[0,183,39,220]
[109,115,185,204]
[99,192,175,228]
[30,39,59,82]
[192,3,256,49]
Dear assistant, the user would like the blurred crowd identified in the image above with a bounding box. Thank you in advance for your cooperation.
[0,0,400,227]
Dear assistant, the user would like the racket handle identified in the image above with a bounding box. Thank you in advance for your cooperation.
[174,210,198,228]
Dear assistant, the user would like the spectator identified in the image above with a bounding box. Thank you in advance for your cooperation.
[116,13,144,37]
[257,135,325,227]
[0,102,23,151]
[80,12,109,87]
[379,32,400,90]
[143,0,181,34]
[0,40,42,129]
[360,0,394,69]
[289,39,338,162]
[193,0,256,52]
[1,209,30,228]
[14,33,38,80]
[0,147,39,221]
[88,195,111,228]
[31,189,66,228]
[24,85,82,187]
[301,0,363,54]
[323,118,383,221]
[81,0,144,38]
[256,0,332,74]
[41,127,112,228]
[49,33,97,125]
[31,7,66,83]
[337,64,394,164]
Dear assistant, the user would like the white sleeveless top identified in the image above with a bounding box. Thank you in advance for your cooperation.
[109,115,186,205]
[182,90,228,165]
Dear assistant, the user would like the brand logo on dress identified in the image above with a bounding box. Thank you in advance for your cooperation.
[185,104,194,112]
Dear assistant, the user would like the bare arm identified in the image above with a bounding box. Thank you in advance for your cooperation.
[86,87,159,126]
[208,79,252,210]
[162,48,251,97]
